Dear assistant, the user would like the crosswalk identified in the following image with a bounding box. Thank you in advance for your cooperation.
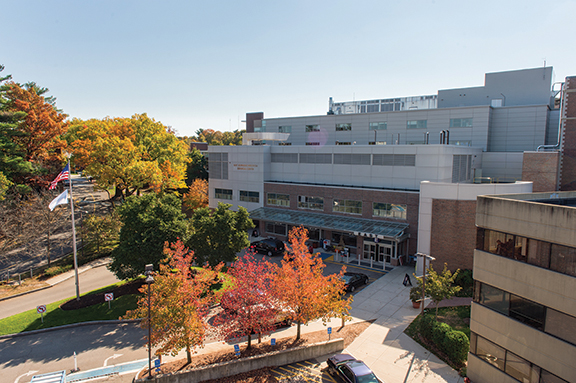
[270,359,338,383]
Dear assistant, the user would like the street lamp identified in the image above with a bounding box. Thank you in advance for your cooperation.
[145,264,155,380]
[415,252,435,317]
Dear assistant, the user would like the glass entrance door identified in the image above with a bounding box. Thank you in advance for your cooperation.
[377,245,393,263]
[363,243,376,259]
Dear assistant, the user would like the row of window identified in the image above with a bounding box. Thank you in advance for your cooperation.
[476,228,576,277]
[270,153,416,166]
[264,223,358,249]
[474,281,576,346]
[470,332,569,383]
[271,194,408,219]
[282,118,472,133]
[215,188,260,203]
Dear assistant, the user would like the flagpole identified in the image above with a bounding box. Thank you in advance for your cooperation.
[67,156,80,301]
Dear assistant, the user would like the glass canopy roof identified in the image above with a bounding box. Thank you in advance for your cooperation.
[249,207,409,239]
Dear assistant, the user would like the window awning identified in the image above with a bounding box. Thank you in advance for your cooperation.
[249,207,409,240]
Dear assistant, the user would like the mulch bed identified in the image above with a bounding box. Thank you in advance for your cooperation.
[60,279,145,310]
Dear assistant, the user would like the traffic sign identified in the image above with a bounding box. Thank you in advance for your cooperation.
[234,344,240,356]
[37,305,47,323]
[327,327,332,334]
[104,293,114,301]
[271,338,276,346]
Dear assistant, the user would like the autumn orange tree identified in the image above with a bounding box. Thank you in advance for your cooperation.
[215,254,279,349]
[182,179,208,213]
[271,226,351,340]
[67,114,189,199]
[124,239,222,364]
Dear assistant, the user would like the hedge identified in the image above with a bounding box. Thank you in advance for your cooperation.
[419,315,469,366]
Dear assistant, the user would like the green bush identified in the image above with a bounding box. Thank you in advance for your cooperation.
[43,265,72,277]
[454,269,473,297]
[442,330,470,365]
[432,322,452,346]
[419,314,436,340]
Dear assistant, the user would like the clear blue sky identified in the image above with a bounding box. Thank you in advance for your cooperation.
[2,0,574,137]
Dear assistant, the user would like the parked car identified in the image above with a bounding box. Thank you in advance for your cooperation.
[250,238,285,256]
[342,272,369,292]
[327,354,382,383]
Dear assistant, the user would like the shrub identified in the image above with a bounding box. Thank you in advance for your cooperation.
[442,330,470,365]
[419,315,436,340]
[454,269,473,297]
[432,322,452,346]
[44,265,72,277]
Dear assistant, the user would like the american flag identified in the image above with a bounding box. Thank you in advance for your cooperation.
[49,164,70,190]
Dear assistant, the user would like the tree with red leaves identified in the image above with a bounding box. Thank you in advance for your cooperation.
[124,239,222,364]
[271,226,352,340]
[215,254,279,349]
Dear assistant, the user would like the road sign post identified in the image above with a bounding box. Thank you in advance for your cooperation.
[37,305,46,323]
[104,292,114,309]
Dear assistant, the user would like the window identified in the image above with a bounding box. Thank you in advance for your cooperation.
[239,190,259,203]
[265,222,287,236]
[333,199,362,214]
[305,142,320,146]
[369,141,387,145]
[475,336,505,370]
[335,141,351,145]
[305,125,319,132]
[505,352,531,382]
[334,154,370,165]
[545,308,576,345]
[271,153,298,163]
[215,188,232,200]
[373,203,407,219]
[478,283,509,316]
[509,294,545,330]
[373,154,416,166]
[449,118,473,128]
[406,120,427,129]
[298,196,324,211]
[336,123,351,131]
[300,153,332,164]
[278,142,292,146]
[278,125,292,133]
[369,122,387,130]
[209,152,228,179]
[267,193,289,207]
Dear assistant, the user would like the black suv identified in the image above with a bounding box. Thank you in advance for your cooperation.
[250,238,285,256]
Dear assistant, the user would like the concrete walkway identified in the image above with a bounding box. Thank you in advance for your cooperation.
[344,265,464,383]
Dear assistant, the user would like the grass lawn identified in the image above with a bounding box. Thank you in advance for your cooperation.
[0,281,140,336]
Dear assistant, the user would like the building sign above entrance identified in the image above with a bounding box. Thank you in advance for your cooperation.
[233,163,258,171]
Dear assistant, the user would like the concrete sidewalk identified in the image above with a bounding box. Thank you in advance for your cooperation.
[345,265,464,383]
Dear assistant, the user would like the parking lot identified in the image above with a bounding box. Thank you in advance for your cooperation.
[270,359,338,383]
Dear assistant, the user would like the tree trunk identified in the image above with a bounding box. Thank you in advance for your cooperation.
[186,344,191,364]
[296,321,301,340]
[247,332,252,349]
[46,228,51,266]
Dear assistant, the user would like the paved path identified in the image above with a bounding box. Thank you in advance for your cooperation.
[0,258,119,319]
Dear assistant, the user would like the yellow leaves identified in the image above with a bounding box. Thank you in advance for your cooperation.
[183,179,208,212]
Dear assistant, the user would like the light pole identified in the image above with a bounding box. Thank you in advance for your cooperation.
[145,264,154,380]
[415,252,435,317]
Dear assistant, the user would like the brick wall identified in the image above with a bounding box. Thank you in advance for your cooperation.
[522,151,560,192]
[263,183,419,255]
[561,76,576,191]
[430,199,477,271]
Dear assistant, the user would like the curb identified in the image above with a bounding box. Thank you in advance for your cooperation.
[0,260,111,303]
[0,318,142,340]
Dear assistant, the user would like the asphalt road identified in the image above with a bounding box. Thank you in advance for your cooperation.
[0,265,120,320]
[1,322,147,383]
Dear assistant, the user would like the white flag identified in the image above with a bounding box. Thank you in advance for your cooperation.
[49,190,69,211]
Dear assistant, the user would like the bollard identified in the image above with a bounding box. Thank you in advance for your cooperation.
[30,267,33,279]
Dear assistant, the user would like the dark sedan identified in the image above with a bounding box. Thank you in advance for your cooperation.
[327,354,382,383]
[250,238,285,256]
[342,272,369,292]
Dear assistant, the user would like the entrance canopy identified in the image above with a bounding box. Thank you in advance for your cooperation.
[249,207,409,240]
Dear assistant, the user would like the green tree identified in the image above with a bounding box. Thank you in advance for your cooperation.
[185,148,208,185]
[81,212,121,256]
[424,263,462,319]
[187,203,253,266]
[109,193,188,280]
